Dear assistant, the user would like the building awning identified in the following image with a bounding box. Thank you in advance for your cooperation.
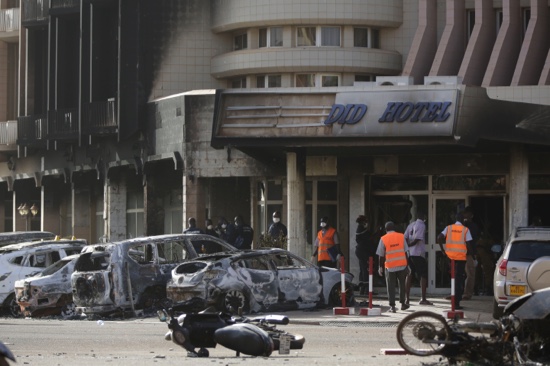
[211,87,550,152]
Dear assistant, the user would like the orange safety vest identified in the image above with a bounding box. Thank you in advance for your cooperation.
[445,224,468,261]
[381,232,408,269]
[317,227,336,262]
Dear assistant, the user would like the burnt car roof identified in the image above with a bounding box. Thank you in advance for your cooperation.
[179,248,292,262]
[0,239,87,253]
[0,231,56,247]
[85,234,238,250]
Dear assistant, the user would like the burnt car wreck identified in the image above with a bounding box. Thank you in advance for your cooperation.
[71,234,238,317]
[166,248,354,313]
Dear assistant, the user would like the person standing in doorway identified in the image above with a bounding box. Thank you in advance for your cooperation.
[437,211,473,310]
[268,211,288,239]
[355,215,375,295]
[462,206,480,300]
[377,221,410,313]
[404,212,433,305]
[311,216,342,268]
[184,217,204,234]
[218,217,237,246]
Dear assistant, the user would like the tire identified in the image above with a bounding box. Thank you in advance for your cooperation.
[5,294,21,318]
[328,282,355,307]
[396,311,451,356]
[221,289,249,313]
[492,298,503,319]
[61,302,77,319]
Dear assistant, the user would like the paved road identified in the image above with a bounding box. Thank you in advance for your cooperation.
[0,294,493,366]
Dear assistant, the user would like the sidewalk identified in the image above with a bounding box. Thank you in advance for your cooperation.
[284,293,495,325]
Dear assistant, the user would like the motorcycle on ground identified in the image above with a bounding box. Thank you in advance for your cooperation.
[395,288,550,365]
[157,299,305,357]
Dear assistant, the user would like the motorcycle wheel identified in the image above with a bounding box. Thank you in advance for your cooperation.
[396,311,451,356]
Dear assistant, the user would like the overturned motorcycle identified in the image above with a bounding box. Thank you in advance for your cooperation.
[396,287,550,365]
[157,299,305,357]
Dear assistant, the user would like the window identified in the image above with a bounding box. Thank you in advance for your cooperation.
[354,27,380,48]
[230,77,247,89]
[296,74,315,87]
[126,189,144,239]
[321,27,340,46]
[256,75,282,88]
[355,74,375,83]
[128,243,154,264]
[234,33,248,50]
[321,75,339,87]
[259,27,283,47]
[297,26,340,47]
[157,240,188,263]
[297,27,316,46]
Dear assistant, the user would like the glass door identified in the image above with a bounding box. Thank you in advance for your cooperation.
[428,196,466,293]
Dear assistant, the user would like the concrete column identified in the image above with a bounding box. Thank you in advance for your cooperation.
[348,175,366,281]
[72,184,91,240]
[182,175,205,232]
[509,144,529,231]
[286,151,306,258]
[107,174,127,241]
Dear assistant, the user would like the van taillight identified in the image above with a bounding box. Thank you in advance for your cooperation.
[498,259,508,276]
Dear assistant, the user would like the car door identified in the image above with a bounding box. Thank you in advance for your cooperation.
[232,255,278,309]
[269,252,322,306]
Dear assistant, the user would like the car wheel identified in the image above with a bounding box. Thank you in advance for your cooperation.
[328,282,355,307]
[6,294,21,318]
[221,289,248,313]
[61,302,76,319]
[492,298,503,319]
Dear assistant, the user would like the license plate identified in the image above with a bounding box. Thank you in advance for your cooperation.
[509,285,527,296]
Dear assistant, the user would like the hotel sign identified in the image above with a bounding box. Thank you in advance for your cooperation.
[326,90,458,137]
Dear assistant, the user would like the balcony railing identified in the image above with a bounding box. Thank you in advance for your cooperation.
[17,114,47,145]
[82,98,118,135]
[22,0,48,23]
[0,8,20,32]
[48,108,78,140]
[0,120,18,146]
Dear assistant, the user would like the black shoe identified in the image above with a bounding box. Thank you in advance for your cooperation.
[401,303,410,311]
[388,306,397,313]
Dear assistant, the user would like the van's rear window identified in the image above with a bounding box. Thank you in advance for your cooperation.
[509,241,550,262]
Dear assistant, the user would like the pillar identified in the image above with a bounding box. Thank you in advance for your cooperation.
[509,144,529,231]
[286,151,306,258]
[107,173,127,241]
[182,175,205,232]
[348,175,366,280]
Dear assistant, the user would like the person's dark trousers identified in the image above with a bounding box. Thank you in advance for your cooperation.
[454,260,467,306]
[385,268,407,307]
[318,260,336,268]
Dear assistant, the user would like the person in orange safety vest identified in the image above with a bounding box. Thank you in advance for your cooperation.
[376,221,410,313]
[311,216,342,268]
[437,211,473,310]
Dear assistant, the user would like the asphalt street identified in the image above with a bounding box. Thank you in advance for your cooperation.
[0,293,494,366]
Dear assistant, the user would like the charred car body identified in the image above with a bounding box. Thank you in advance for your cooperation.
[0,231,56,248]
[166,248,354,313]
[71,234,237,316]
[0,239,87,316]
[14,254,81,318]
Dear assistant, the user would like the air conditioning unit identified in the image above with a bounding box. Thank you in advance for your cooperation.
[424,76,463,86]
[375,76,413,86]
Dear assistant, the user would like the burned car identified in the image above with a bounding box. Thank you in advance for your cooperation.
[0,239,87,317]
[0,231,56,248]
[166,248,355,313]
[14,254,81,318]
[71,234,237,317]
